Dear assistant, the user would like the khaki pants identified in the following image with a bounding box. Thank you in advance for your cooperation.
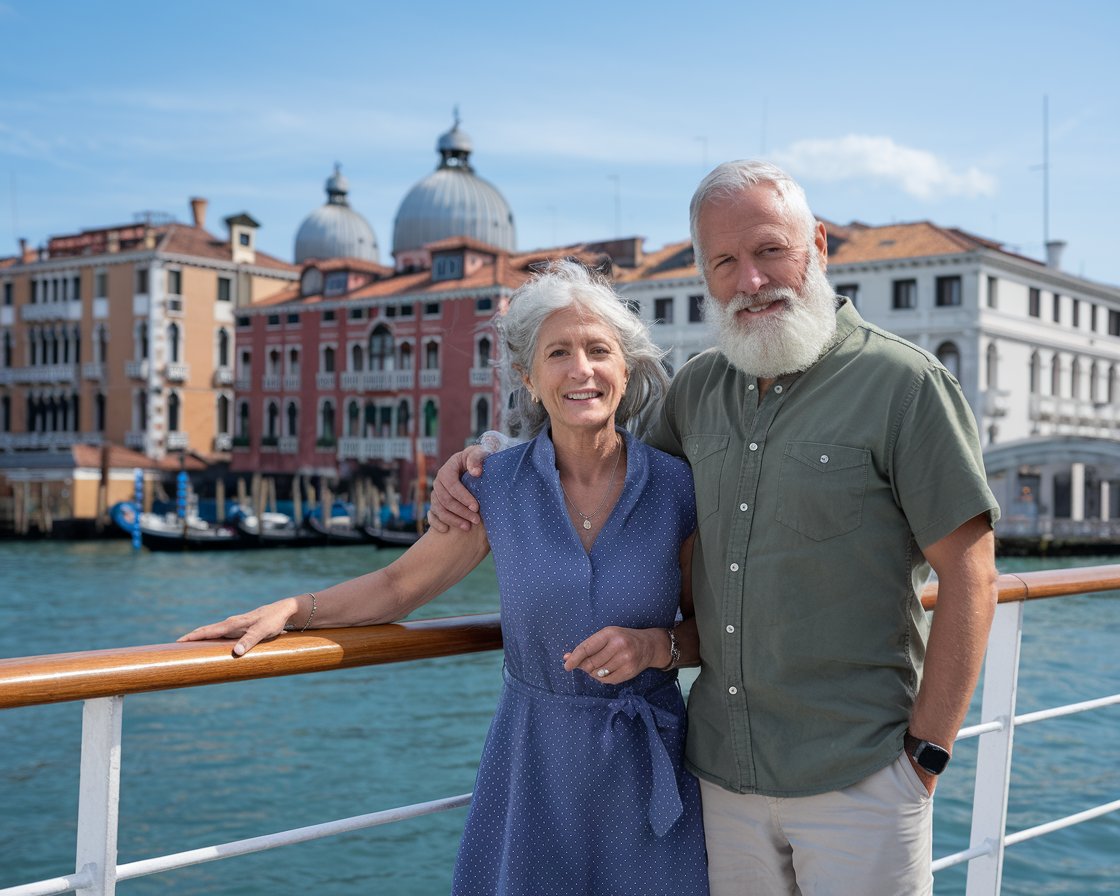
[700,753,934,896]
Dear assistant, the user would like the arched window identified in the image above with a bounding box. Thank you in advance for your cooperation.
[1,395,9,432]
[985,343,998,390]
[350,343,363,372]
[1070,359,1082,401]
[1090,362,1100,403]
[935,342,960,379]
[218,329,230,367]
[477,336,492,368]
[378,404,392,437]
[217,394,230,435]
[1110,366,1119,405]
[1050,353,1062,397]
[97,326,108,365]
[287,347,300,376]
[364,401,377,437]
[347,400,360,437]
[1029,351,1041,395]
[369,325,394,371]
[94,393,105,431]
[267,348,282,376]
[167,391,180,432]
[136,389,148,431]
[2,330,12,367]
[399,342,413,370]
[266,400,279,438]
[425,340,440,370]
[138,323,149,361]
[237,401,250,438]
[286,401,298,437]
[70,392,79,432]
[167,323,181,363]
[423,399,439,438]
[474,396,490,437]
[322,345,336,373]
[320,400,335,441]
[396,399,410,437]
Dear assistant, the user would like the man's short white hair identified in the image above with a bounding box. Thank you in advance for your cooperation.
[689,160,817,277]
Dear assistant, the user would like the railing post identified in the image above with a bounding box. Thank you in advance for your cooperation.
[75,696,123,896]
[965,600,1024,895]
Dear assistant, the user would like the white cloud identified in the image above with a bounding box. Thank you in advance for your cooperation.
[775,135,997,200]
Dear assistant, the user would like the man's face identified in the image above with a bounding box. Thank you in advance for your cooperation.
[696,185,837,379]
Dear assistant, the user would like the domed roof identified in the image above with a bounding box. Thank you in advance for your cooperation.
[392,116,516,257]
[294,164,379,264]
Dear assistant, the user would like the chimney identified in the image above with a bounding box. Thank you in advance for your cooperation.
[190,197,208,230]
[1045,240,1066,270]
[19,238,35,263]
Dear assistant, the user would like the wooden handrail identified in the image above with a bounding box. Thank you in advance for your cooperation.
[2,564,1119,712]
[0,613,502,710]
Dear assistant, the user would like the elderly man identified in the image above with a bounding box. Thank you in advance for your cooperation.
[430,161,1000,895]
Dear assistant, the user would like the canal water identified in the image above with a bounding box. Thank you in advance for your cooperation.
[0,541,1117,894]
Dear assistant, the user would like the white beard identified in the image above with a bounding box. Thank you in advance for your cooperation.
[704,255,838,379]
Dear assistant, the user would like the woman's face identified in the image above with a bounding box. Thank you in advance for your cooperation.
[525,305,628,437]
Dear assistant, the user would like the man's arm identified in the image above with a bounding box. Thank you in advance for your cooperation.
[908,512,998,792]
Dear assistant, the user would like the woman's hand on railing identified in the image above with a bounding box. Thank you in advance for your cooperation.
[178,597,300,657]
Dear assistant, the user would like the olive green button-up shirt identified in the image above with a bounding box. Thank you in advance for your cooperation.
[644,299,999,797]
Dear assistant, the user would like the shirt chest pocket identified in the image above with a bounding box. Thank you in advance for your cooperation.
[776,441,869,541]
[683,433,729,525]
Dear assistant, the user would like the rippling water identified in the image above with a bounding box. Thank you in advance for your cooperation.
[0,543,1117,894]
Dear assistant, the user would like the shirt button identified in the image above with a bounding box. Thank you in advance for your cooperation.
[748,383,756,391]
[739,503,748,512]
[728,686,738,695]
[749,442,758,451]
[726,624,735,633]
[820,454,829,464]
[774,384,783,394]
[729,562,740,572]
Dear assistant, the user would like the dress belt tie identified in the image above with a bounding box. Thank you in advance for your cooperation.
[503,667,685,838]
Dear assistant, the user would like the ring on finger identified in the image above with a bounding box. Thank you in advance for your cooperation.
[596,668,610,678]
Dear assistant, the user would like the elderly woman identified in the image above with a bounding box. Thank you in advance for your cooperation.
[180,260,709,895]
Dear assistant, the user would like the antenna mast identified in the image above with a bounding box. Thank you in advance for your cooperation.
[1042,94,1049,248]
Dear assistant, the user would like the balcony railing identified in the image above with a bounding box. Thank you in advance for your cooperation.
[0,569,1117,895]
[166,431,188,451]
[279,435,299,454]
[125,360,149,380]
[165,363,189,383]
[124,431,146,450]
[213,367,234,386]
[337,436,412,461]
[419,369,441,388]
[20,300,82,322]
[282,374,301,391]
[316,372,336,390]
[82,363,105,381]
[262,374,281,391]
[213,434,233,452]
[469,367,493,386]
[6,364,78,384]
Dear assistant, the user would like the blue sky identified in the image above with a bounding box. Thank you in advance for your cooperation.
[2,1,1117,284]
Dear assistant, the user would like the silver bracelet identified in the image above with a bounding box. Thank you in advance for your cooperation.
[660,626,680,671]
[299,592,317,632]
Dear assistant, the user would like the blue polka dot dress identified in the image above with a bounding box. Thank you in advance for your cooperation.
[451,428,709,895]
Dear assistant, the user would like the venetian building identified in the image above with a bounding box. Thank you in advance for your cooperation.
[294,164,379,264]
[392,115,516,271]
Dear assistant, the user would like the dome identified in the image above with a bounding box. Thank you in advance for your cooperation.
[392,117,516,258]
[294,164,379,264]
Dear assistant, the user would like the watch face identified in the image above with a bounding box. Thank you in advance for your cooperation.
[914,741,950,775]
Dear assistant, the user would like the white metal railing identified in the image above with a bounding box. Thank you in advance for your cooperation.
[0,574,1117,895]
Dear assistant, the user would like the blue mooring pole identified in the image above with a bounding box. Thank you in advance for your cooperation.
[132,468,143,550]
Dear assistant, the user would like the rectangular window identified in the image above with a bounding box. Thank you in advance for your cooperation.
[399,303,414,317]
[935,276,961,307]
[1072,299,1081,328]
[1109,310,1120,337]
[688,294,704,323]
[835,283,859,306]
[892,279,917,310]
[167,269,182,295]
[1052,293,1061,323]
[349,307,366,320]
[95,271,108,299]
[385,305,397,318]
[424,302,440,317]
[654,297,674,324]
[322,309,336,322]
[286,313,299,325]
[986,276,998,309]
[72,276,81,300]
[239,232,251,247]
[136,268,149,294]
[2,283,11,306]
[1091,304,1099,332]
[476,297,494,312]
[236,315,251,328]
[267,314,281,326]
[217,276,232,302]
[1029,288,1041,317]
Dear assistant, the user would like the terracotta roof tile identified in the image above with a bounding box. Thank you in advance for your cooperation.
[828,221,1006,265]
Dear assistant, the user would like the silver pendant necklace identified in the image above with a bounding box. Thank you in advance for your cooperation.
[560,438,623,531]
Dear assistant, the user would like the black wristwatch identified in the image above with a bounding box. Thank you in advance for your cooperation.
[905,731,950,776]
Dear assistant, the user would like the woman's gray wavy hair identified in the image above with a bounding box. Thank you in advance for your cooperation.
[499,259,669,438]
[689,160,817,278]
